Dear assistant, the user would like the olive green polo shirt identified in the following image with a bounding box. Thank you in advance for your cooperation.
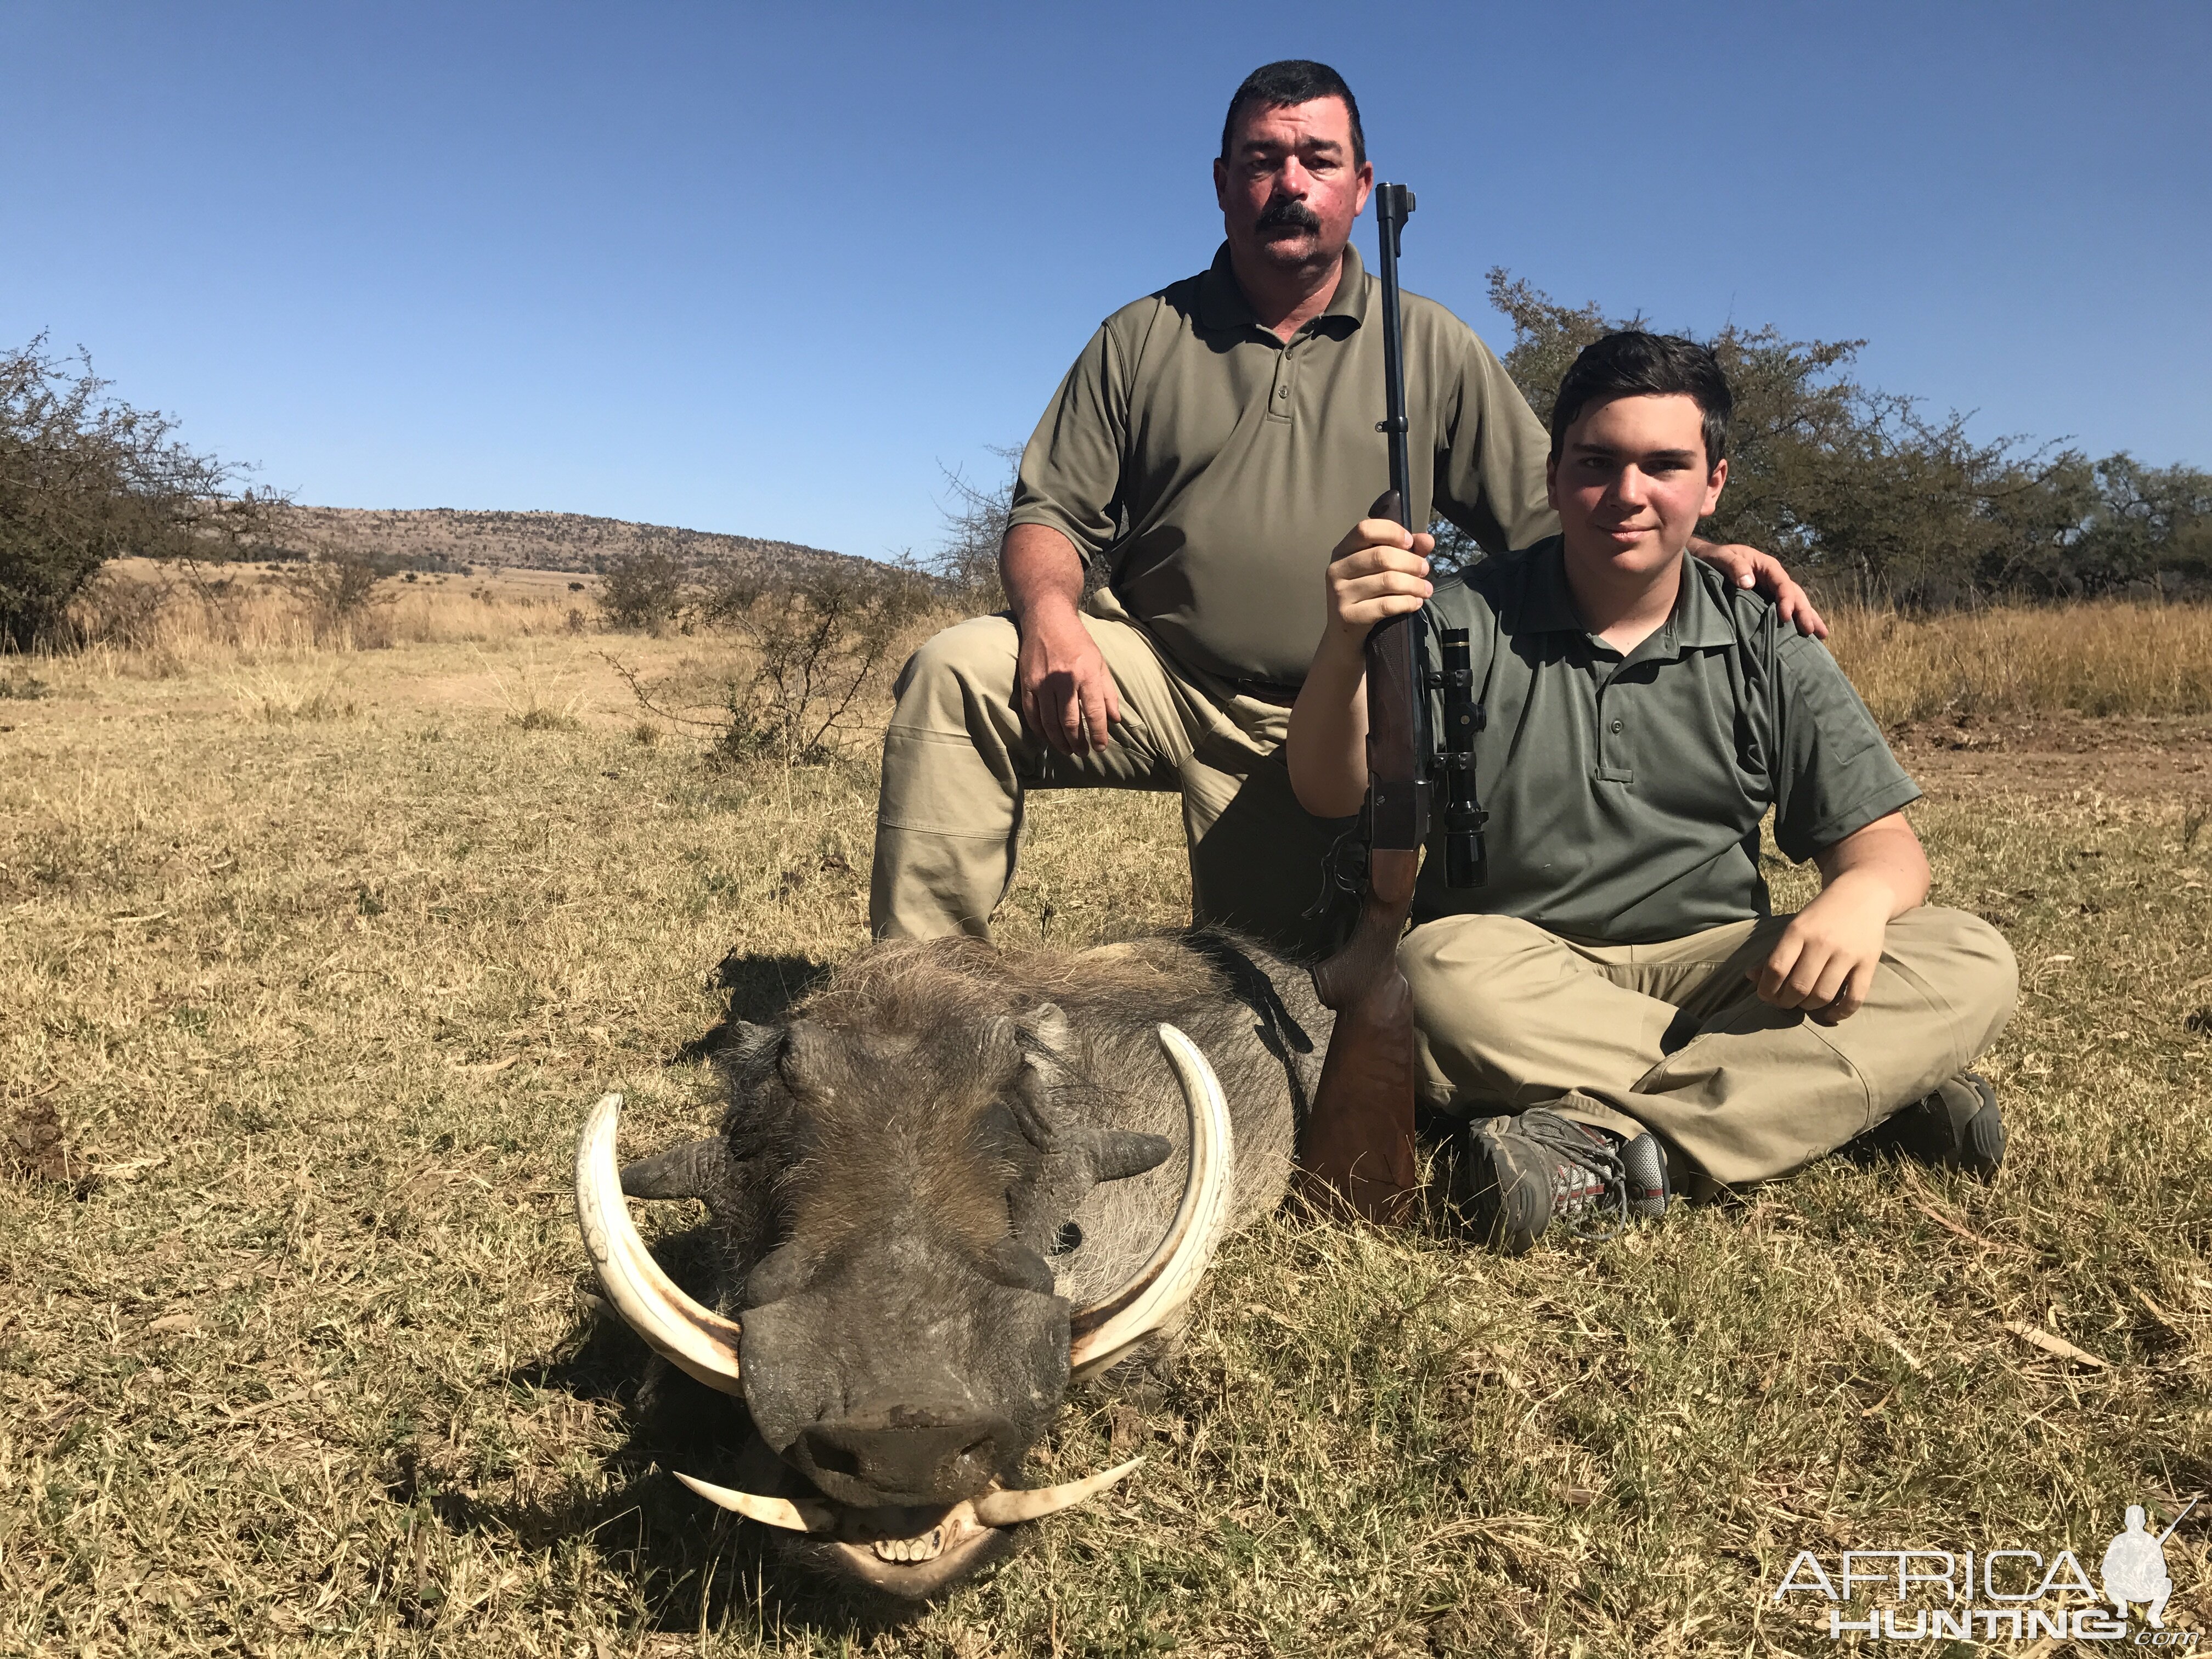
[1008,242,1555,687]
[1413,539,1921,943]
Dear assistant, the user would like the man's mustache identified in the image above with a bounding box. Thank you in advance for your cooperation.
[1255,197,1322,235]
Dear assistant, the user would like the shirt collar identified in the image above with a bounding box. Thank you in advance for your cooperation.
[1670,555,1741,650]
[1513,540,1737,655]
[1198,241,1369,336]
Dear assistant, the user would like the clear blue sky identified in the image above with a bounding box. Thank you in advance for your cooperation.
[5,1,2206,560]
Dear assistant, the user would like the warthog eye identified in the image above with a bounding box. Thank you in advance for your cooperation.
[1051,1221,1082,1256]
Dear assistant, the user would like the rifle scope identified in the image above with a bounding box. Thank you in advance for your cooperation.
[1435,628,1488,888]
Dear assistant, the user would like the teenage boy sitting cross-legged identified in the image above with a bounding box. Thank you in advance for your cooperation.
[1286,330,2017,1254]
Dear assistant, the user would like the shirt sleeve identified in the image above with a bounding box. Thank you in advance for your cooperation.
[1006,319,1130,564]
[1770,629,1923,862]
[1431,321,1558,555]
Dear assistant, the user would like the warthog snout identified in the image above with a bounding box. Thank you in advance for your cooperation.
[795,1407,1018,1506]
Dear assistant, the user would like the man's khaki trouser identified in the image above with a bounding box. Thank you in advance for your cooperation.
[1402,908,2019,1187]
[870,591,1341,955]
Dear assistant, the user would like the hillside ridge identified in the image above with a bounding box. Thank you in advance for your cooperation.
[264,504,856,578]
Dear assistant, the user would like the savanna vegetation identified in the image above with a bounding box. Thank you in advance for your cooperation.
[5,309,2211,1653]
[1464,273,2212,607]
[3,572,2210,1656]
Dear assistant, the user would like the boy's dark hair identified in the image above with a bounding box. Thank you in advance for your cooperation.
[1550,330,1732,468]
[1221,61,1365,169]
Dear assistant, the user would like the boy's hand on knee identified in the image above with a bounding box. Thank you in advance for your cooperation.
[1751,884,1892,1024]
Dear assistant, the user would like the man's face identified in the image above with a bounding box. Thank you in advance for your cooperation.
[1213,97,1373,283]
[1546,393,1728,583]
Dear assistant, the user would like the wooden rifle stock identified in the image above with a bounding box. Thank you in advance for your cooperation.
[1300,181,1425,1221]
[1304,844,1421,1220]
[1301,498,1425,1220]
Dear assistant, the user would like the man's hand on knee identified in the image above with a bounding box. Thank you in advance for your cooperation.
[1003,523,1121,755]
[1015,602,1121,754]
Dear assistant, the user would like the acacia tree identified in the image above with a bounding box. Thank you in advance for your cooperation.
[928,445,1024,611]
[1464,272,2204,606]
[597,545,689,632]
[0,335,270,649]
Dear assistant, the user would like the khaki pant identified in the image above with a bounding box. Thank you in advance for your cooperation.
[870,591,1342,955]
[1403,907,2018,1187]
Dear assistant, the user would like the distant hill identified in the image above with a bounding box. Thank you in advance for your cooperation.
[260,505,857,579]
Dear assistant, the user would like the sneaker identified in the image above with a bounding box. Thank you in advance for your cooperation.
[1871,1071,2005,1180]
[1453,1108,1672,1255]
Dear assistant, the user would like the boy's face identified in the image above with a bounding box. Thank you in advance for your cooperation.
[1545,393,1728,582]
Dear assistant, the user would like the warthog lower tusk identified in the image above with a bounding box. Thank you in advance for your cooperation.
[1066,1025,1235,1376]
[968,1457,1144,1525]
[674,1470,838,1532]
[677,1461,1142,1536]
[575,1094,746,1396]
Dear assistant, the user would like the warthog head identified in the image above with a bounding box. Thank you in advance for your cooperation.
[575,951,1236,1597]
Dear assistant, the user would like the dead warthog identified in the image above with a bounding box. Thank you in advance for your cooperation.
[575,930,1323,1596]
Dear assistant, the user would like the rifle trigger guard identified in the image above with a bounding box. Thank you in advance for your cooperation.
[1301,824,1371,921]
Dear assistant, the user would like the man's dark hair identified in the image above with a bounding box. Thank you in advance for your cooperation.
[1550,331,1732,468]
[1221,60,1365,169]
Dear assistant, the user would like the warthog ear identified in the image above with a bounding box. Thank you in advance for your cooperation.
[722,1020,783,1063]
[777,1020,837,1093]
[1020,1002,1072,1068]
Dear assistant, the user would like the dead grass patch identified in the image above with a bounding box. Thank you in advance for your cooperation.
[1,595,2208,1653]
[1827,597,2212,723]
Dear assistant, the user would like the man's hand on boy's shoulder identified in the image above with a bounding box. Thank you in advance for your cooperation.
[1691,538,1829,639]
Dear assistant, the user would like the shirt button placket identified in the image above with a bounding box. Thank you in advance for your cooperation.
[1269,342,1294,422]
[1593,692,1634,786]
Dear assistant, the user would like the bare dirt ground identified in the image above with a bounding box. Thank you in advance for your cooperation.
[1893,712,2212,799]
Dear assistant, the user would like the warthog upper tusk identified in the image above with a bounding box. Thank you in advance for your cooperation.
[1066,1024,1235,1376]
[968,1457,1144,1526]
[674,1471,839,1532]
[575,1094,746,1396]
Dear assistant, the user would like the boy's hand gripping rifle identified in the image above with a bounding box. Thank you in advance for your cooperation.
[1300,182,1489,1221]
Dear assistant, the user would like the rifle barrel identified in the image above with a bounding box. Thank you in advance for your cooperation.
[1363,183,1427,856]
[1373,184,1415,529]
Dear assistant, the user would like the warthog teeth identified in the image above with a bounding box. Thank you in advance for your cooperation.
[871,1527,944,1564]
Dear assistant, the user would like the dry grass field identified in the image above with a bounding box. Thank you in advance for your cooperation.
[3,575,2210,1656]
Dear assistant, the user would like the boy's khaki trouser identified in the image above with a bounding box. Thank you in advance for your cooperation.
[1402,908,2019,1187]
[870,591,1342,955]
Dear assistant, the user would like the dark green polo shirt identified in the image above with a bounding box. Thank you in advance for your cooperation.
[1414,540,1921,943]
[1008,243,1555,687]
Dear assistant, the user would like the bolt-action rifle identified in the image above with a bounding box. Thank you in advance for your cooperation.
[1300,182,1490,1220]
